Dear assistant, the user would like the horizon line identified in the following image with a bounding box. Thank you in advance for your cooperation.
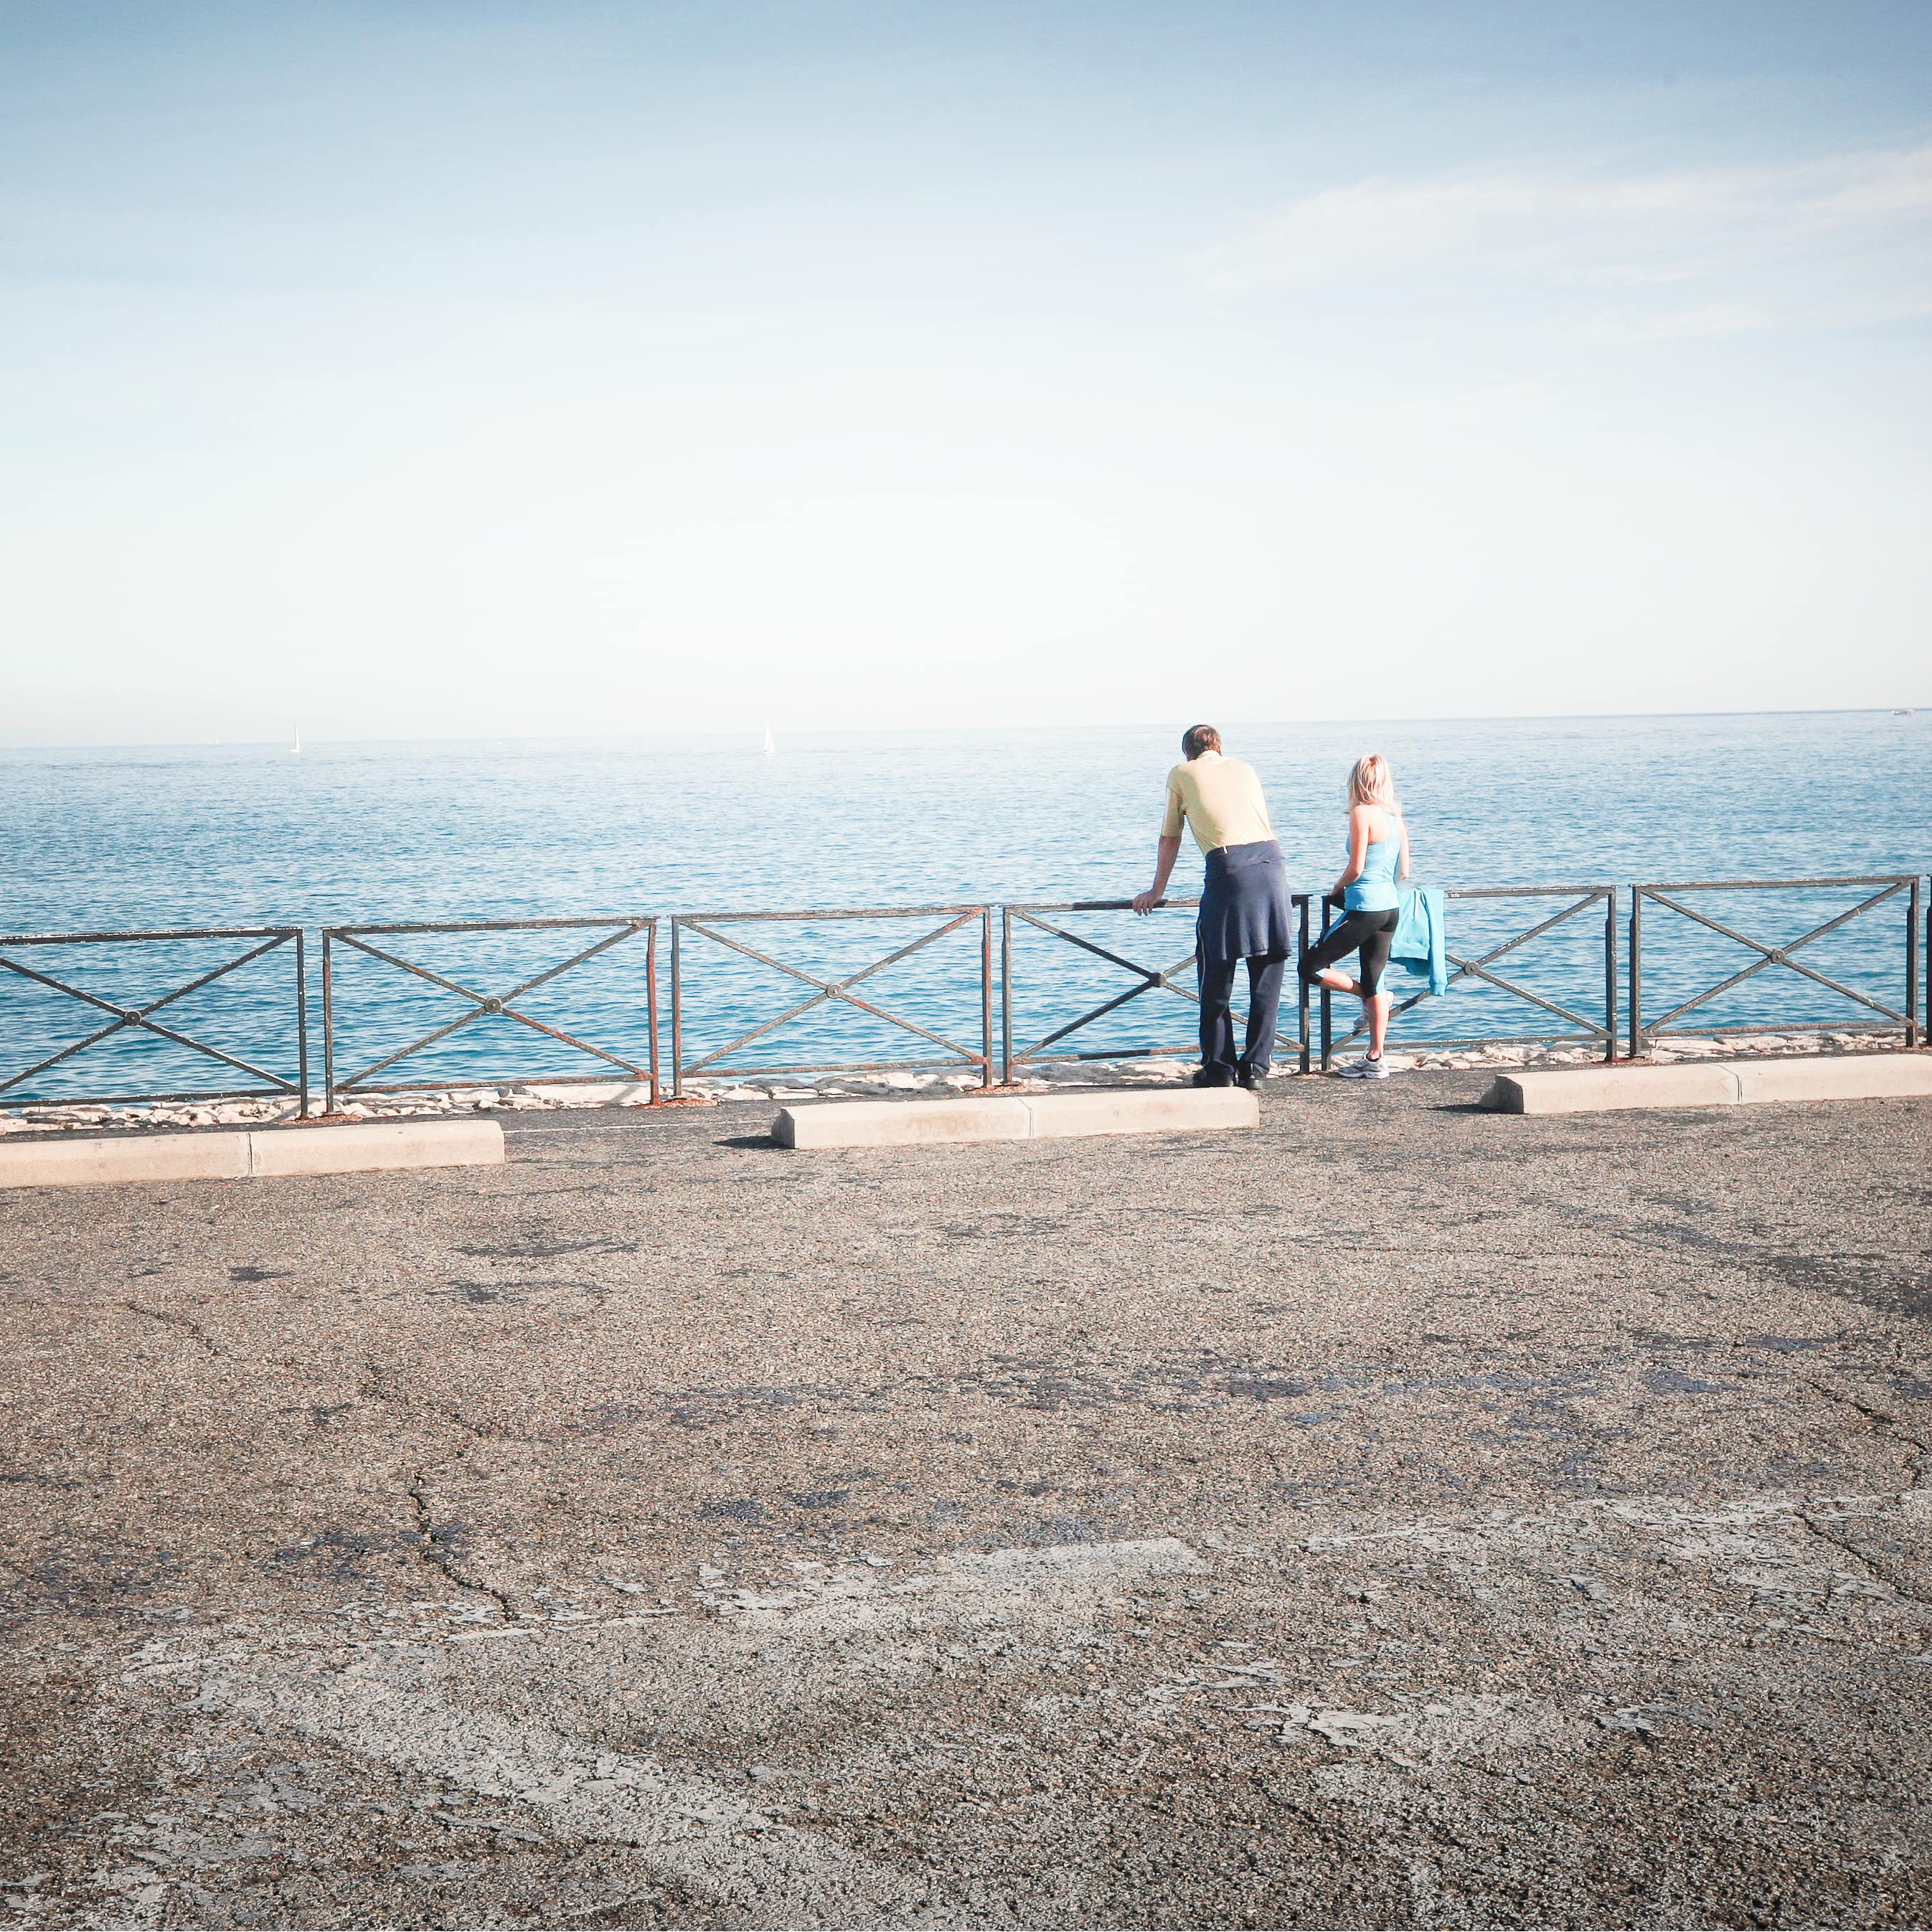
[1,702,1925,755]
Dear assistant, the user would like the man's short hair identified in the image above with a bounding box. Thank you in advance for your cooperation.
[1182,723,1221,760]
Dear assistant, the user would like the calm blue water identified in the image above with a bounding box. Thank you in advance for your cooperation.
[1,712,1926,1100]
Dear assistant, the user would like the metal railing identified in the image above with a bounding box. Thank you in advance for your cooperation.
[0,925,308,1111]
[1629,876,1922,1057]
[669,905,994,1095]
[1,875,1925,1117]
[1002,897,1316,1080]
[1318,885,1619,1069]
[321,917,659,1111]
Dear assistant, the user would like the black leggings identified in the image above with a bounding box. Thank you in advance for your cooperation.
[1300,907,1399,995]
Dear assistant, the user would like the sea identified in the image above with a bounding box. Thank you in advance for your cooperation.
[1,711,1926,1101]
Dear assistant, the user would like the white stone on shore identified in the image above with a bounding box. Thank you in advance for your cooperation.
[0,1029,1888,1137]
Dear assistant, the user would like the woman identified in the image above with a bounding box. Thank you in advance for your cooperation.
[1299,754,1410,1079]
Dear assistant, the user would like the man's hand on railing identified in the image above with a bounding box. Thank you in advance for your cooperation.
[1134,834,1182,915]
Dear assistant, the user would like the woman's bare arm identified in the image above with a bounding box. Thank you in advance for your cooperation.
[1398,817,1412,883]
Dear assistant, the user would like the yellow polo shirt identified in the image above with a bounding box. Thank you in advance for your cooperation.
[1161,750,1276,854]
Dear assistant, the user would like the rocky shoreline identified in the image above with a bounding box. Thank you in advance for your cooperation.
[0,1029,1903,1134]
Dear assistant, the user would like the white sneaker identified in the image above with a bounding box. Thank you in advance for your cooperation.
[1336,1056,1390,1079]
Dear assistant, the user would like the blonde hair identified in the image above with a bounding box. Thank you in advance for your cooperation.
[1347,755,1397,808]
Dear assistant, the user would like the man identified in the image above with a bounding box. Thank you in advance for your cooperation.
[1132,724,1295,1089]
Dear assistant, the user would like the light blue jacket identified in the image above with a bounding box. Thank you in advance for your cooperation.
[1390,885,1448,996]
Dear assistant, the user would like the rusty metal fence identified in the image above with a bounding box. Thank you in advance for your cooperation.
[321,917,659,1111]
[1629,875,1922,1057]
[669,906,994,1095]
[1,876,1928,1115]
[0,925,308,1111]
[1002,897,1317,1080]
[1316,885,1620,1070]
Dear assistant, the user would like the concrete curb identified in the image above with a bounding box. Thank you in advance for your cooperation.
[1484,1053,1932,1116]
[1733,1056,1932,1105]
[773,1086,1260,1149]
[248,1118,506,1177]
[0,1118,506,1190]
[1020,1088,1260,1140]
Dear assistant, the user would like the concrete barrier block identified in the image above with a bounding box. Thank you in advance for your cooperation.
[1484,1065,1743,1114]
[775,1086,1261,1147]
[774,1098,1030,1149]
[0,1131,252,1190]
[1021,1088,1259,1138]
[246,1118,506,1177]
[1735,1055,1932,1106]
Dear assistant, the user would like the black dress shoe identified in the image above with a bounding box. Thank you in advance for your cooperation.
[1235,1063,1263,1090]
[1191,1068,1233,1088]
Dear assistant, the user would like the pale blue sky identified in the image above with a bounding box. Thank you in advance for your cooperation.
[4,2,1929,744]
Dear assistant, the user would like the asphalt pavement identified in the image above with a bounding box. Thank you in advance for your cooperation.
[2,1071,1929,1928]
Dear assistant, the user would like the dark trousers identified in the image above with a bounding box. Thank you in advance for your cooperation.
[1198,953,1286,1081]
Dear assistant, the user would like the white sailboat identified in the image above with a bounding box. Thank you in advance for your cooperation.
[289,724,303,755]
[762,723,775,756]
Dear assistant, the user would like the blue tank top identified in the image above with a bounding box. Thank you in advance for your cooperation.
[1343,809,1403,913]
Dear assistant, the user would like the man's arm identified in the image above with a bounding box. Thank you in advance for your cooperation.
[1133,834,1182,915]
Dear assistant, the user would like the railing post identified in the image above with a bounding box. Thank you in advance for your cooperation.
[999,908,1014,1084]
[980,908,993,1088]
[646,920,661,1104]
[1296,895,1311,1075]
[1318,897,1333,1072]
[294,928,311,1116]
[1626,888,1643,1060]
[321,932,335,1112]
[1603,888,1618,1064]
[1908,875,1923,1050]
[670,918,683,1099]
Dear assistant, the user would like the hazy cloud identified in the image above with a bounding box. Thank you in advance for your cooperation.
[1194,143,1932,299]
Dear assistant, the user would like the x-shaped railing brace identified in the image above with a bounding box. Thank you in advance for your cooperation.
[327,923,653,1094]
[1005,908,1237,1063]
[675,912,984,1076]
[0,933,298,1098]
[1637,882,1909,1035]
[1326,892,1611,1050]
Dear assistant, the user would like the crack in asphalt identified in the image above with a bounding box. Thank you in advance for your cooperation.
[1796,1511,1932,1612]
[117,1300,221,1355]
[350,1360,523,1619]
[1789,1372,1932,1488]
